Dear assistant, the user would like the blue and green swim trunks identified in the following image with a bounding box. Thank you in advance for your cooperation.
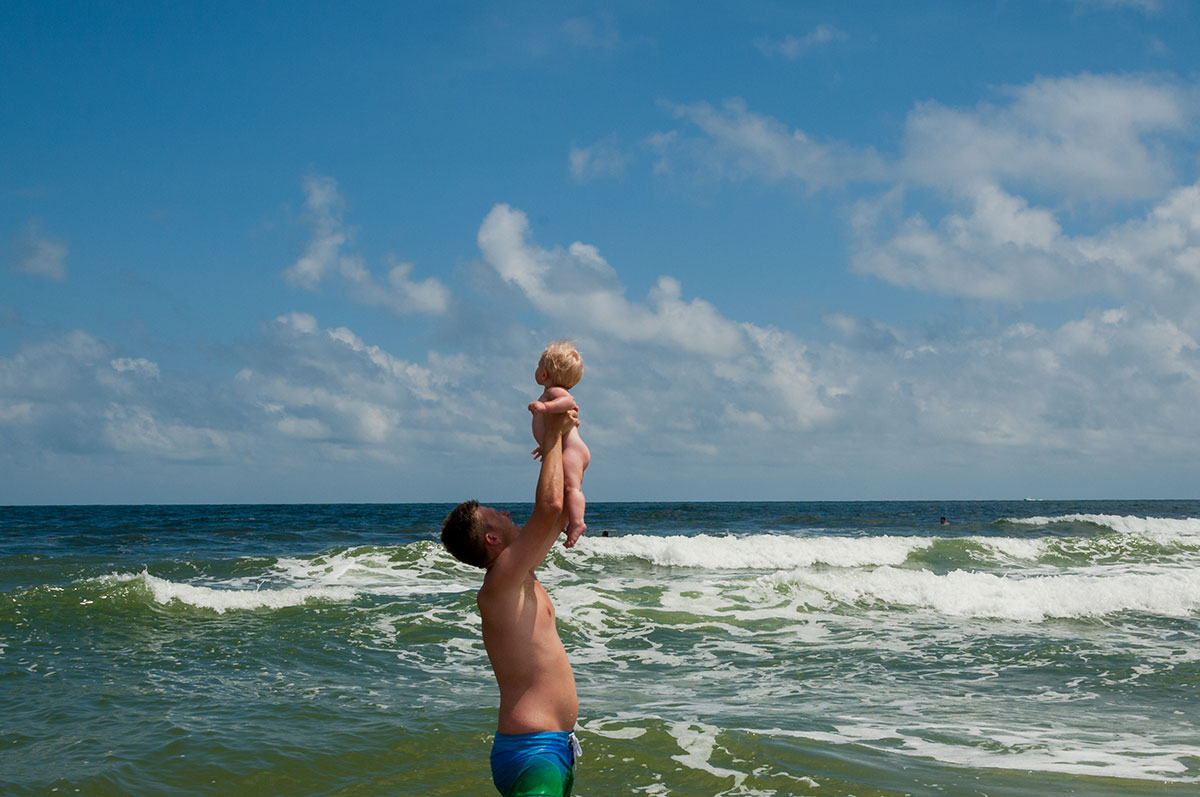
[490,731,580,796]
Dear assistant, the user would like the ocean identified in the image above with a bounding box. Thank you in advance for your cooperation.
[1,500,1198,795]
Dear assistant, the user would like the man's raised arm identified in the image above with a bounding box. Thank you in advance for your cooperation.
[490,409,576,581]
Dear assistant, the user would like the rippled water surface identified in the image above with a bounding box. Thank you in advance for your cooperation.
[2,501,1198,795]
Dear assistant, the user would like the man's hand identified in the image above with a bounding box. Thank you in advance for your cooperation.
[542,406,578,440]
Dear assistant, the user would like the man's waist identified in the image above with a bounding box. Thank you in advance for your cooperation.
[496,697,578,735]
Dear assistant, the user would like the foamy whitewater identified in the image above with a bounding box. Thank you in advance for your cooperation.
[2,501,1198,795]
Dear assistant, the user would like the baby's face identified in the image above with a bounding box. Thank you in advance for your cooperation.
[535,357,549,385]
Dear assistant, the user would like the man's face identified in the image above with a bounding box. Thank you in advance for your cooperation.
[478,505,518,548]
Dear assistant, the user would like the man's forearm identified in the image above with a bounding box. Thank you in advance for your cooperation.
[529,421,565,530]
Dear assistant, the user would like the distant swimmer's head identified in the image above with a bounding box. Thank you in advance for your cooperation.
[441,500,518,568]
[537,340,583,389]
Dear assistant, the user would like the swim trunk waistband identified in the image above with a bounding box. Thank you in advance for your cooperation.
[491,731,579,797]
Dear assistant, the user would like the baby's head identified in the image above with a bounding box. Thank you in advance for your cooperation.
[537,340,584,389]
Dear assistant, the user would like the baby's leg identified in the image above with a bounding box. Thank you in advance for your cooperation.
[562,448,587,548]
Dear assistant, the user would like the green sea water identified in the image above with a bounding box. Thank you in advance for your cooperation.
[2,501,1198,795]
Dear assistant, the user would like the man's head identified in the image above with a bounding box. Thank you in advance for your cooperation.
[441,500,517,568]
[538,340,584,389]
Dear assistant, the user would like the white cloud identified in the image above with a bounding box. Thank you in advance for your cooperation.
[7,191,1200,497]
[661,98,887,189]
[0,331,232,461]
[852,178,1200,308]
[569,139,627,182]
[900,73,1187,201]
[11,223,68,281]
[755,25,847,59]
[283,175,348,290]
[476,203,833,430]
[1084,182,1200,309]
[655,73,1189,204]
[238,312,474,452]
[284,175,449,315]
[340,254,451,315]
[102,404,231,458]
[851,182,1086,301]
[478,203,748,358]
[561,15,620,50]
[111,357,160,379]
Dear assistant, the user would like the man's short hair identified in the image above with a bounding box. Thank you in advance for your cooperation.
[541,340,584,389]
[441,499,488,567]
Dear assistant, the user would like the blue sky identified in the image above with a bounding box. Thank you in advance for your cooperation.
[3,0,1199,503]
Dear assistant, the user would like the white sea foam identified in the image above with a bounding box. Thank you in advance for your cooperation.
[667,721,747,786]
[765,565,1200,621]
[99,571,357,613]
[1005,514,1200,543]
[747,720,1200,782]
[270,544,468,596]
[577,533,931,569]
[579,715,648,739]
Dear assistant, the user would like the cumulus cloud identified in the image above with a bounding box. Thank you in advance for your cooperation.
[851,182,1086,301]
[7,185,1200,497]
[755,25,847,59]
[476,203,833,430]
[236,312,487,453]
[468,201,1200,477]
[900,73,1187,201]
[852,178,1200,308]
[478,203,748,358]
[661,98,887,189]
[909,308,1198,450]
[10,223,68,281]
[283,175,347,290]
[655,75,1187,201]
[111,357,160,379]
[284,175,449,315]
[0,332,231,461]
[569,139,627,182]
[654,74,1196,312]
[340,254,451,315]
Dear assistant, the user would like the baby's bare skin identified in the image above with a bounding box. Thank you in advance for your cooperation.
[530,363,590,547]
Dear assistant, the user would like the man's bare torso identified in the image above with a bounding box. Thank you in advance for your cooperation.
[479,571,578,734]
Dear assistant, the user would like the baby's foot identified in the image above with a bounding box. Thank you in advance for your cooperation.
[563,520,587,548]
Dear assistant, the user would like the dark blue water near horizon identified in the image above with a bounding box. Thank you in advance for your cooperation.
[5,497,1197,552]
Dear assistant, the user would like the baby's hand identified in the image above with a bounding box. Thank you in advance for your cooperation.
[528,400,547,415]
[531,446,543,461]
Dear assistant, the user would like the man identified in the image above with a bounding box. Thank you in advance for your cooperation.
[441,407,581,796]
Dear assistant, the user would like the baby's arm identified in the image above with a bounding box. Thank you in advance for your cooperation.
[528,386,575,415]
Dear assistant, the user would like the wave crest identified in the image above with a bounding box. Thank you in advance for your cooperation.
[764,566,1200,621]
[97,571,357,613]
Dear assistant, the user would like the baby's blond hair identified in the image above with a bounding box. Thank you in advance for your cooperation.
[540,340,584,389]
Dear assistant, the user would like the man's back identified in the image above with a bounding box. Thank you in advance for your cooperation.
[479,571,578,734]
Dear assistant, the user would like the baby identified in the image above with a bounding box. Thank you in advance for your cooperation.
[528,340,591,547]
